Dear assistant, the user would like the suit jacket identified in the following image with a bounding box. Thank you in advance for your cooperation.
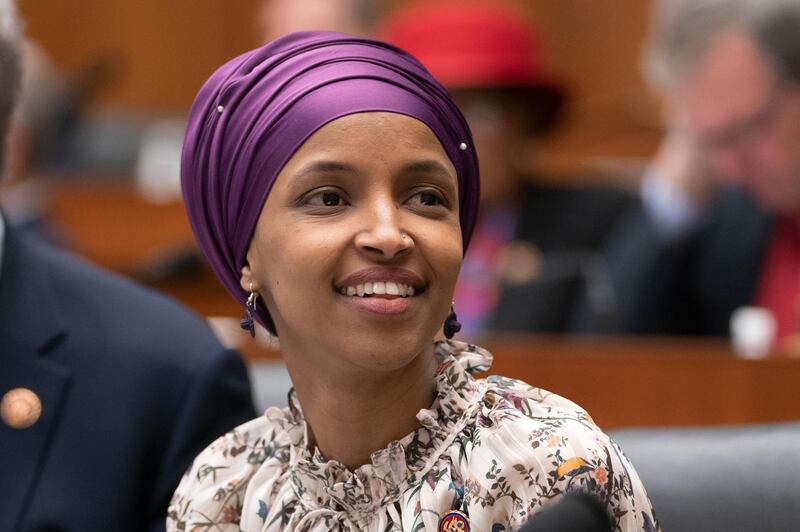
[0,222,256,531]
[596,187,773,336]
[489,182,636,332]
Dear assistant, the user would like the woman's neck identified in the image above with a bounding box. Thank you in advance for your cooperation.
[282,343,438,470]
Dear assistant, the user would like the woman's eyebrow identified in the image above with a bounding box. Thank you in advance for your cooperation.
[291,159,454,183]
[293,160,355,180]
[402,160,454,177]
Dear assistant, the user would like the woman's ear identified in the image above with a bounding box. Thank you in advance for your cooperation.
[240,264,255,293]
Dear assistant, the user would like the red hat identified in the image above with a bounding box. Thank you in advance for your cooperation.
[381,0,560,88]
[380,0,563,130]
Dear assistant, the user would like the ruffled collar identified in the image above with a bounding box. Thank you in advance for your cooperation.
[268,340,492,524]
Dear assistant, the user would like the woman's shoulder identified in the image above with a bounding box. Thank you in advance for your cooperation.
[167,409,299,530]
[473,373,624,472]
[474,373,632,493]
[185,411,288,468]
[460,374,660,530]
[481,373,595,424]
[442,342,596,425]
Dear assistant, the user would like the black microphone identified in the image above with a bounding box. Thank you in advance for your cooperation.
[519,492,613,532]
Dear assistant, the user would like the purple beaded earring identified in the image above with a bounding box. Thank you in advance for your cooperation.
[443,302,461,339]
[240,283,257,337]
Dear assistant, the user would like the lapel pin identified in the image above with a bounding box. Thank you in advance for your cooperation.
[439,510,470,532]
[1,387,42,429]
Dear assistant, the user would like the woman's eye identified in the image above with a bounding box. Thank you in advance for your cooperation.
[305,190,346,207]
[419,191,441,205]
[410,190,447,207]
[321,192,342,206]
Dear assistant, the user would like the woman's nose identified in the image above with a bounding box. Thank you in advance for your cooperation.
[354,199,413,259]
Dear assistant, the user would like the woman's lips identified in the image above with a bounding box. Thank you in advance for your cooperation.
[335,267,425,294]
[341,292,416,315]
[339,280,416,297]
[334,267,426,315]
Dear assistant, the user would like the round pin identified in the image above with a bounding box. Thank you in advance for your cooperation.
[439,510,470,532]
[1,387,42,429]
[459,142,468,151]
[217,105,224,113]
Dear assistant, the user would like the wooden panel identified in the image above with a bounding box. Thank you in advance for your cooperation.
[43,180,242,317]
[521,0,662,178]
[234,333,800,430]
[18,0,660,166]
[20,0,262,113]
[46,182,193,272]
[482,336,800,429]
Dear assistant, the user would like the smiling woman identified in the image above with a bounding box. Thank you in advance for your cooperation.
[244,113,461,373]
[168,32,659,531]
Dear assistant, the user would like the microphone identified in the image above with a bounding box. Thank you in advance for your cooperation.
[519,492,612,532]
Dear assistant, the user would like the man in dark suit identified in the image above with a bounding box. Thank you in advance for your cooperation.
[0,2,256,530]
[596,0,800,342]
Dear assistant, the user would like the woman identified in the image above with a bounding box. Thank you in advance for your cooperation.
[169,32,658,531]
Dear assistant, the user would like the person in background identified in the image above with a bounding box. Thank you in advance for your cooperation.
[380,0,636,337]
[0,2,256,530]
[597,0,800,349]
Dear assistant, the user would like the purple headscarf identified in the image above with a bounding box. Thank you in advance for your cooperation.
[181,31,480,318]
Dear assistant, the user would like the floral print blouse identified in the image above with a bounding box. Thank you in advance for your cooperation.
[167,341,659,531]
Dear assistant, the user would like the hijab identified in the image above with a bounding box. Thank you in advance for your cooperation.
[181,31,479,320]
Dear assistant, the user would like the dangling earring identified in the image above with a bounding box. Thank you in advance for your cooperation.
[240,283,258,338]
[443,301,461,339]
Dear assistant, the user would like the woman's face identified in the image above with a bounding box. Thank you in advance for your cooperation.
[242,112,463,372]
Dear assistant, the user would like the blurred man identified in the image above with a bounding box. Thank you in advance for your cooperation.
[601,0,800,344]
[382,0,635,336]
[0,2,256,530]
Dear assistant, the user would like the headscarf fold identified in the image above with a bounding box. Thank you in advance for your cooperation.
[182,31,480,316]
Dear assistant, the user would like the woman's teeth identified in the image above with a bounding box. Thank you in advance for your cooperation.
[339,281,416,297]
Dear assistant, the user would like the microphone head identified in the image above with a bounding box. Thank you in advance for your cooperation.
[519,492,613,532]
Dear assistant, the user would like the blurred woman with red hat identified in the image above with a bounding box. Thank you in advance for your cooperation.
[382,0,635,337]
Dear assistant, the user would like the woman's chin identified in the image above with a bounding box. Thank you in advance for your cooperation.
[326,325,438,374]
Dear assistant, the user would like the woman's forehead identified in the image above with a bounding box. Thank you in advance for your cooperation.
[287,112,457,172]
[305,112,443,145]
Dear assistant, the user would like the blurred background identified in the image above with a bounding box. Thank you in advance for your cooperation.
[5,0,796,414]
[5,0,662,315]
[14,0,660,181]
